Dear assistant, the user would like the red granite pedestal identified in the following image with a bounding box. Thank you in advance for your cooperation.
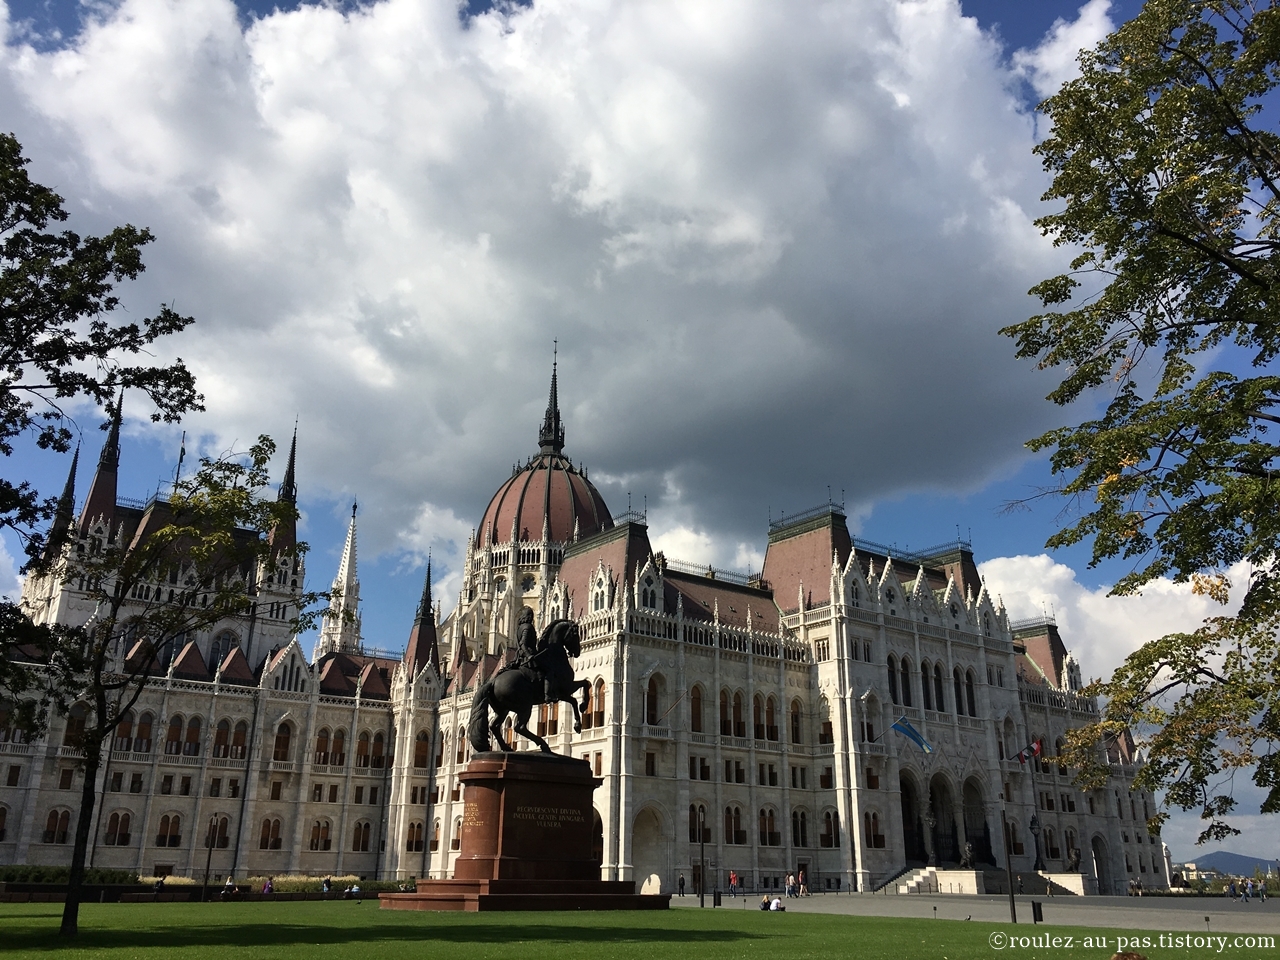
[380,752,669,912]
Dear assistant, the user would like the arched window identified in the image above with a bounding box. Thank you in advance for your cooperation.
[765,696,778,740]
[106,812,131,845]
[724,806,743,844]
[258,817,282,850]
[581,683,594,730]
[821,810,840,848]
[965,669,977,717]
[213,719,230,758]
[414,730,431,768]
[758,808,779,846]
[156,814,181,847]
[451,817,463,850]
[273,723,292,762]
[900,658,913,707]
[135,712,153,753]
[430,820,441,852]
[352,820,371,852]
[331,729,346,766]
[1056,738,1067,776]
[204,816,229,849]
[315,728,331,765]
[753,694,764,740]
[406,822,424,852]
[63,703,87,747]
[372,732,386,768]
[791,809,808,847]
[688,803,708,843]
[164,716,183,755]
[112,711,134,753]
[864,811,883,847]
[732,692,745,738]
[789,699,802,743]
[356,732,370,767]
[690,686,703,733]
[646,676,660,726]
[921,662,933,711]
[887,656,899,704]
[184,716,201,756]
[310,819,332,851]
[934,663,945,713]
[953,668,964,716]
[593,679,606,728]
[719,689,731,735]
[44,809,71,844]
[0,806,6,842]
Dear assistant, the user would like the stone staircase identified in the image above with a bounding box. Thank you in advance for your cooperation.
[896,867,940,894]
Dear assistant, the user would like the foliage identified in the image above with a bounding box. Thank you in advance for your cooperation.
[241,875,403,893]
[43,436,320,936]
[1002,0,1280,842]
[0,132,202,732]
[0,865,137,885]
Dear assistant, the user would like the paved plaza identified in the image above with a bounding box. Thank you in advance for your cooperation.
[671,890,1280,934]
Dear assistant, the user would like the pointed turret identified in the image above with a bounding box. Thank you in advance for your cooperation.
[313,501,363,660]
[42,445,79,563]
[538,345,565,454]
[405,559,441,676]
[78,397,122,537]
[269,426,299,555]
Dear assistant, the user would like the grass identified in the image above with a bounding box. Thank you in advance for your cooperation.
[1,900,1167,960]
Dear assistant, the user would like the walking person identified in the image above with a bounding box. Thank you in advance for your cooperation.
[678,873,685,897]
[798,869,809,897]
[1229,881,1238,902]
[1246,879,1254,902]
[729,870,738,898]
[1260,879,1268,903]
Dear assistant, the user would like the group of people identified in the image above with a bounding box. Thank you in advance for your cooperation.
[785,871,810,897]
[673,869,811,901]
[1226,879,1268,903]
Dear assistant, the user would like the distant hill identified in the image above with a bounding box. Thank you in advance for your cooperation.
[1182,851,1280,877]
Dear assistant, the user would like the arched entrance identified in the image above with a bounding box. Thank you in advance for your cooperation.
[899,774,926,863]
[962,778,993,865]
[592,808,604,869]
[929,775,959,864]
[1091,835,1112,895]
[632,807,668,894]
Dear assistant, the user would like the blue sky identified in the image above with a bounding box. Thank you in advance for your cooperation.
[1,0,1268,859]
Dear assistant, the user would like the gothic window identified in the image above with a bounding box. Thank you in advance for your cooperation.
[156,814,181,847]
[521,575,535,592]
[934,663,945,713]
[899,658,913,707]
[232,720,248,759]
[689,686,703,733]
[413,730,431,768]
[165,716,183,755]
[309,819,332,851]
[352,820,371,852]
[646,676,660,726]
[259,818,282,850]
[953,668,964,717]
[732,692,745,738]
[135,713,153,753]
[214,720,230,758]
[113,711,135,753]
[753,694,764,740]
[791,810,808,847]
[724,806,743,844]
[765,696,777,740]
[920,662,933,711]
[593,680,606,728]
[965,670,977,717]
[184,716,201,756]
[273,723,292,762]
[105,812,131,845]
[62,704,87,747]
[887,656,899,704]
[44,809,71,844]
[372,732,386,768]
[356,732,370,768]
[719,689,731,735]
[821,810,840,848]
[790,699,803,743]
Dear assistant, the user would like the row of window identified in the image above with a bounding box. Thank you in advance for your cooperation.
[686,804,837,848]
[886,656,978,717]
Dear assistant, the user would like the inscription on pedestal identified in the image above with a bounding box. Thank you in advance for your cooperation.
[512,805,587,829]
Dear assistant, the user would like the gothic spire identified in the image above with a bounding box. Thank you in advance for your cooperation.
[314,501,362,659]
[78,394,123,536]
[406,557,440,676]
[42,445,79,563]
[538,342,565,455]
[278,422,298,504]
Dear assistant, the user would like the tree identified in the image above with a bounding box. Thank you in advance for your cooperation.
[1001,0,1280,842]
[0,132,201,724]
[37,436,319,936]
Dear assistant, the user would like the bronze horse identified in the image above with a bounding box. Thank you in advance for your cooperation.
[467,619,590,754]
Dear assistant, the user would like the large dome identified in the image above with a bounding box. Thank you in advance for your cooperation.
[478,362,613,545]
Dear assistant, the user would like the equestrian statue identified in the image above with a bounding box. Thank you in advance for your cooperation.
[467,606,590,754]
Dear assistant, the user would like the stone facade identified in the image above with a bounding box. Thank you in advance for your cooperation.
[0,383,1167,895]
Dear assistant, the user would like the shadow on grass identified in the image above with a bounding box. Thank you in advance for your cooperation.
[7,920,765,952]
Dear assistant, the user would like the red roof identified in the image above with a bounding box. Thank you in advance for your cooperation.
[170,640,211,681]
[761,510,852,609]
[478,453,612,545]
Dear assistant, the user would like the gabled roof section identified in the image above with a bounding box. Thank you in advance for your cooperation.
[78,399,121,537]
[557,521,651,617]
[357,661,391,700]
[218,645,257,686]
[404,560,439,677]
[663,568,778,632]
[170,639,211,681]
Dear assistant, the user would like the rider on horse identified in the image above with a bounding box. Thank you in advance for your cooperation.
[514,606,555,702]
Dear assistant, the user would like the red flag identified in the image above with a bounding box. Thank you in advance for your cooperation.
[1031,739,1043,757]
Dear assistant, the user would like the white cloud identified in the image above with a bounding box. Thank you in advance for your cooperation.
[0,537,22,602]
[0,0,1114,576]
[979,554,1248,681]
[1012,0,1114,99]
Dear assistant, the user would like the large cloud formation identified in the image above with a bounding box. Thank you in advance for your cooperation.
[0,0,1111,576]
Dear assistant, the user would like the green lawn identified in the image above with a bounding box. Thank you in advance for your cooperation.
[0,901,1147,959]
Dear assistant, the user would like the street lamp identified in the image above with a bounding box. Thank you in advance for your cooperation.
[1029,813,1045,872]
[699,807,706,909]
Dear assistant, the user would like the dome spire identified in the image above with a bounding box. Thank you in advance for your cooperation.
[538,340,565,455]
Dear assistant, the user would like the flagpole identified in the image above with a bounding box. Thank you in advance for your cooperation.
[1001,809,1017,924]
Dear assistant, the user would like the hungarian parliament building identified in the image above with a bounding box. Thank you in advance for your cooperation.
[3,372,1169,896]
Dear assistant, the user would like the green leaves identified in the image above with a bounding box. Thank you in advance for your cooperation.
[1006,0,1280,841]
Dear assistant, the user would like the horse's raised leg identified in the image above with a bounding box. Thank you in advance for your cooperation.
[513,704,552,754]
[564,692,583,734]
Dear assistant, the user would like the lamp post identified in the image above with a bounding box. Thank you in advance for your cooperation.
[202,815,217,902]
[699,807,706,909]
[923,808,937,868]
[1029,813,1045,872]
[1000,810,1017,924]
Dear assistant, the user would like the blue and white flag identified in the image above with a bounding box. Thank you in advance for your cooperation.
[891,717,934,754]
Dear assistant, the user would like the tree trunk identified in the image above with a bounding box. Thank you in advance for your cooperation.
[59,751,100,937]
